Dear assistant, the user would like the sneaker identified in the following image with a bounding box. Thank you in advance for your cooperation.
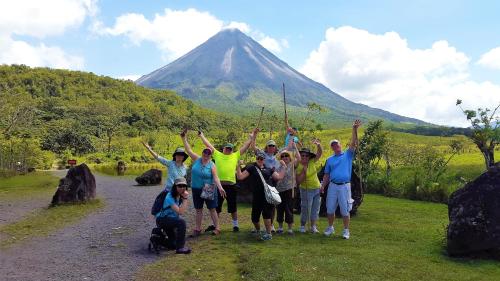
[287,229,294,235]
[276,227,284,234]
[176,247,192,254]
[311,226,319,234]
[233,226,240,232]
[342,229,350,240]
[251,228,259,234]
[324,226,335,236]
[205,225,216,232]
[299,226,306,233]
[261,233,272,241]
[271,225,276,234]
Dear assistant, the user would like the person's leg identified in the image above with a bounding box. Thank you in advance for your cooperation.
[216,185,225,215]
[251,199,262,231]
[338,184,351,230]
[299,188,308,228]
[172,218,187,249]
[226,185,239,231]
[261,203,274,240]
[283,189,294,229]
[209,208,220,233]
[191,189,204,234]
[310,189,321,232]
[276,192,285,230]
[195,209,203,232]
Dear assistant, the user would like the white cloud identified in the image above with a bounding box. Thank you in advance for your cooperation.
[97,8,288,60]
[0,35,84,69]
[477,47,500,70]
[0,0,93,69]
[301,26,500,127]
[0,0,97,38]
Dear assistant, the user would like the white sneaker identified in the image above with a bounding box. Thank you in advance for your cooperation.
[287,229,294,235]
[342,229,350,239]
[311,225,319,234]
[299,226,306,233]
[324,226,335,236]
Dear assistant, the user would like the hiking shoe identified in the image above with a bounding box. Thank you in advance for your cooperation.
[311,226,319,234]
[342,229,350,240]
[299,226,306,233]
[287,229,294,235]
[205,225,216,232]
[324,226,335,236]
[276,227,284,234]
[176,247,191,254]
[261,233,272,241]
[233,226,240,232]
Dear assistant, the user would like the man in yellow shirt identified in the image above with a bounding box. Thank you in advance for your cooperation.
[199,129,258,232]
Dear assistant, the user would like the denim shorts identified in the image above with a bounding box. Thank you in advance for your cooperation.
[192,188,218,209]
[326,182,352,216]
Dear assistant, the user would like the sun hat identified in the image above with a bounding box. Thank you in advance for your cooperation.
[172,147,189,162]
[298,148,316,158]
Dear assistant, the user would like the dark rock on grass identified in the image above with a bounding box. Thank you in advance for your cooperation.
[318,168,363,217]
[135,169,162,185]
[447,162,500,259]
[51,163,96,205]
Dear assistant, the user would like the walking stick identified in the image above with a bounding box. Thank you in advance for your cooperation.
[256,106,265,129]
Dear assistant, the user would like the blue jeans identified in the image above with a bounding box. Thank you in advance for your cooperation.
[156,216,186,250]
[300,188,320,226]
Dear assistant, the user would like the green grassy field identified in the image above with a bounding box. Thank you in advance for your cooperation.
[0,172,59,201]
[135,195,500,281]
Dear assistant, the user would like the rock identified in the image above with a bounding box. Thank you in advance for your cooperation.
[447,162,500,258]
[135,169,162,185]
[51,163,96,205]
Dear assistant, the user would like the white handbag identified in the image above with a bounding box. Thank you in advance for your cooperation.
[255,167,282,205]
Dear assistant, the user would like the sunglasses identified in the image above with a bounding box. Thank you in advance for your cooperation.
[176,185,187,188]
[267,145,276,147]
[202,149,212,155]
[300,154,310,157]
[257,157,265,161]
[280,154,290,159]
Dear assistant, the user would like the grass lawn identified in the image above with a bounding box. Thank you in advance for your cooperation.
[136,195,499,281]
[0,172,60,201]
[0,199,104,247]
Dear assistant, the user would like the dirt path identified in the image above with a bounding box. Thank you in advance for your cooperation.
[0,171,197,281]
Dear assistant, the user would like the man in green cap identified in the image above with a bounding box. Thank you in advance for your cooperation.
[198,128,258,232]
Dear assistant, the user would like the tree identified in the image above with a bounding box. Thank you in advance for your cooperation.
[357,120,389,182]
[456,100,500,168]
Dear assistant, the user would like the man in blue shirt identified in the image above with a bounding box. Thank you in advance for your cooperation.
[321,120,361,239]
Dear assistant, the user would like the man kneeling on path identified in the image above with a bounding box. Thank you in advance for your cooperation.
[321,119,361,240]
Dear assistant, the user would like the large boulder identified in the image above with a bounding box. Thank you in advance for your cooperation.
[135,169,162,185]
[51,163,96,205]
[318,167,363,217]
[447,162,500,258]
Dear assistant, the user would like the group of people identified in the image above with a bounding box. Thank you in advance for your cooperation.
[142,120,361,254]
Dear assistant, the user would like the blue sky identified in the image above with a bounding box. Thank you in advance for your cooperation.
[1,0,499,126]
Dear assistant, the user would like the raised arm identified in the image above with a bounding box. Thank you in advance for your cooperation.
[312,139,323,161]
[349,119,362,150]
[236,162,251,180]
[292,142,301,165]
[181,129,199,161]
[211,165,226,198]
[272,160,287,181]
[141,141,160,160]
[240,128,259,155]
[198,131,216,152]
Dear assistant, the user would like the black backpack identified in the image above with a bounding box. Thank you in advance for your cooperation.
[151,190,168,216]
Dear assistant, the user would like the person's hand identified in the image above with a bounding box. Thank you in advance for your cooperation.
[198,130,204,137]
[181,190,189,199]
[251,127,260,138]
[287,126,294,134]
[219,187,227,199]
[312,138,321,146]
[353,119,362,129]
[141,141,150,148]
[279,160,286,167]
[320,186,325,194]
[180,128,188,138]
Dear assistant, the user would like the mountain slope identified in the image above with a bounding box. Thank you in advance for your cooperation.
[137,29,426,126]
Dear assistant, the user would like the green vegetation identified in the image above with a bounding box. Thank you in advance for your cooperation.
[135,195,500,281]
[0,172,59,200]
[0,199,104,247]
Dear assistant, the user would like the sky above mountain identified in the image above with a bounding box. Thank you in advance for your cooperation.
[1,0,499,127]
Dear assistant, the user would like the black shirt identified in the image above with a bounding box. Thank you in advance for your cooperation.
[246,163,275,199]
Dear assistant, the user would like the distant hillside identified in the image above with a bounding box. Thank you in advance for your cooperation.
[0,64,243,154]
[137,29,428,127]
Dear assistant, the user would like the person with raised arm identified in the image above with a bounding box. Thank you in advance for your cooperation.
[142,141,188,192]
[236,151,287,240]
[198,128,258,232]
[295,139,323,234]
[181,129,226,236]
[321,120,361,240]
